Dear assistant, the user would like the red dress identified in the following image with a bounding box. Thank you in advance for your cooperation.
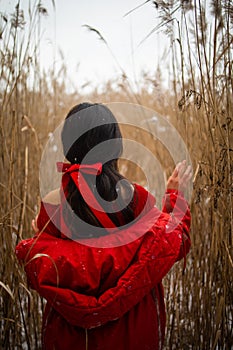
[15,184,191,350]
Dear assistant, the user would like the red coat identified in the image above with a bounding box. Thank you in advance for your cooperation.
[16,184,191,350]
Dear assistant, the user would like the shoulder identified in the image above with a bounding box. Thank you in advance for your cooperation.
[131,183,156,217]
[42,188,60,205]
[133,183,155,202]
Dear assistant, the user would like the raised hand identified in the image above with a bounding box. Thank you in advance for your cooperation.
[31,215,39,233]
[167,160,192,192]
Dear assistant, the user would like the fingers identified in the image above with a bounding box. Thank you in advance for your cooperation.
[182,165,192,180]
[171,160,183,178]
[167,160,192,192]
[32,219,39,233]
[177,160,187,177]
[171,160,186,179]
[180,165,192,188]
[167,160,192,191]
[178,161,192,190]
[31,219,36,231]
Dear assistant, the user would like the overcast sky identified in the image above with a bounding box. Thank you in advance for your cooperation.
[2,0,169,92]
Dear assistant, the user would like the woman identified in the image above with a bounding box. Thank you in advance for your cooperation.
[16,102,192,350]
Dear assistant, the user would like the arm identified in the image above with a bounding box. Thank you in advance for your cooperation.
[162,160,192,262]
[31,188,60,234]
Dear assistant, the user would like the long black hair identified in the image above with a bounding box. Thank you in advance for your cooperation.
[61,102,134,237]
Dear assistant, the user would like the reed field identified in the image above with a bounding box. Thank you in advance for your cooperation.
[0,1,232,349]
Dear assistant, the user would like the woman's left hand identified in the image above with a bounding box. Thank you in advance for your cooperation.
[32,216,39,233]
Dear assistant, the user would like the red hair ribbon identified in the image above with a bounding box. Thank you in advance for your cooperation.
[56,162,116,230]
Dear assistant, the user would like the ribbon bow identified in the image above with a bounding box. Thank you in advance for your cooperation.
[57,162,116,230]
[56,162,102,176]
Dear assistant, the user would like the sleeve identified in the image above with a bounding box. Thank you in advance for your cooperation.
[36,202,48,232]
[36,202,61,237]
[162,189,191,264]
[132,183,156,218]
[15,238,33,264]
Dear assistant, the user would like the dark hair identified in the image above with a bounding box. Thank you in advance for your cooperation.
[61,102,134,237]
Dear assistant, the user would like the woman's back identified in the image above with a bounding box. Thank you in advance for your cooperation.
[16,103,192,350]
[16,184,191,350]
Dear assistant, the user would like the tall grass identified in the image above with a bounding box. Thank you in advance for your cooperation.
[147,1,233,348]
[0,0,232,349]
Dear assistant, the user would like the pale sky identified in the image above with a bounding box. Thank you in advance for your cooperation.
[1,0,169,92]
